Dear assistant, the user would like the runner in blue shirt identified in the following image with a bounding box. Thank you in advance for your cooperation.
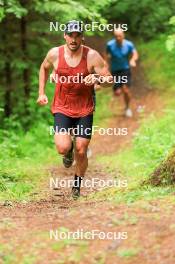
[106,29,138,117]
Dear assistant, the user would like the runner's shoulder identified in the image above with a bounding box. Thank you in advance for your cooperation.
[86,46,102,61]
[106,39,116,48]
[125,39,134,47]
[46,47,58,62]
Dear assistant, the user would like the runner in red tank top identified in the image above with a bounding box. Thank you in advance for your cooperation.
[37,20,112,199]
[52,45,95,117]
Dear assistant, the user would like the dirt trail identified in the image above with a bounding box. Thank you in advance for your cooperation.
[1,41,174,263]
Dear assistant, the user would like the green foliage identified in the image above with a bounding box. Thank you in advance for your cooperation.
[104,0,175,39]
[0,117,58,200]
[97,110,175,186]
[0,0,27,21]
[0,6,5,21]
[5,1,27,18]
[117,247,140,258]
[149,148,175,186]
[138,35,175,91]
[94,88,113,126]
[166,16,175,51]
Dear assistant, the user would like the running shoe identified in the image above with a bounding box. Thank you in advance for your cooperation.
[125,108,133,118]
[72,175,82,199]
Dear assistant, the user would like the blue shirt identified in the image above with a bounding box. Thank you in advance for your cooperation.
[106,39,136,72]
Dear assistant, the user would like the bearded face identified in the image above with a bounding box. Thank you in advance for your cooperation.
[64,32,83,52]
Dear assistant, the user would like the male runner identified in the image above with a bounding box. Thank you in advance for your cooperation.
[106,28,138,117]
[37,21,111,199]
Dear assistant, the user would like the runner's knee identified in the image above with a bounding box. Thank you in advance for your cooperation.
[55,143,71,155]
[76,148,87,157]
[122,85,130,94]
[75,143,88,157]
[58,146,69,155]
[54,133,72,155]
[114,89,122,96]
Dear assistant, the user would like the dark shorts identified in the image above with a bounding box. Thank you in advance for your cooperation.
[112,69,131,91]
[54,112,93,139]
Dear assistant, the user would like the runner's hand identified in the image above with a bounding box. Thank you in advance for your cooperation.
[129,59,136,67]
[94,83,101,91]
[37,94,48,105]
[84,74,99,86]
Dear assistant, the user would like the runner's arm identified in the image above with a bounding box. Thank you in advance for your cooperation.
[37,48,56,105]
[92,51,113,87]
[129,50,139,67]
[84,50,113,87]
[39,50,53,94]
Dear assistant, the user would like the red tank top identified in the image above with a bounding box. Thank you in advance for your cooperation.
[51,45,95,117]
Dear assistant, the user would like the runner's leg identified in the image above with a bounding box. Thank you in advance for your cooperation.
[114,88,122,96]
[113,72,122,97]
[54,113,74,167]
[71,114,93,199]
[71,137,90,199]
[74,137,91,176]
[54,132,72,155]
[122,84,131,109]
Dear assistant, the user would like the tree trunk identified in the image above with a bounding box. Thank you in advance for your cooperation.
[4,62,12,117]
[21,15,30,100]
[2,15,12,117]
[20,0,30,116]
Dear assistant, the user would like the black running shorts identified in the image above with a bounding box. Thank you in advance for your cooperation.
[112,69,131,91]
[54,112,93,139]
